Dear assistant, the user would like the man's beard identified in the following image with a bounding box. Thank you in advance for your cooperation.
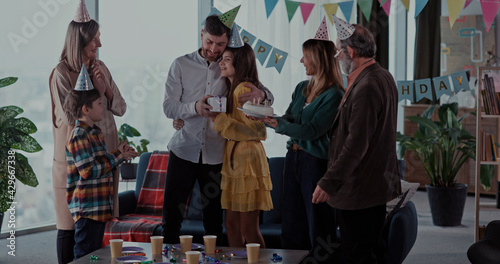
[340,53,355,74]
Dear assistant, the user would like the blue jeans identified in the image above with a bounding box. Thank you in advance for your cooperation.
[74,218,106,260]
[281,149,337,251]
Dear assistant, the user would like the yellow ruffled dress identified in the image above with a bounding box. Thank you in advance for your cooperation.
[213,82,273,212]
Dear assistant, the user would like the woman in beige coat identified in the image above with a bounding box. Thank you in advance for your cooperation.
[49,17,126,263]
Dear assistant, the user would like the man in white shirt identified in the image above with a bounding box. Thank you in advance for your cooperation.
[162,15,273,244]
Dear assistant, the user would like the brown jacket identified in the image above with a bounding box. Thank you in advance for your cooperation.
[318,62,401,210]
[50,60,126,229]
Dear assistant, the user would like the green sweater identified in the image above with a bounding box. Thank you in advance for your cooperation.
[273,80,344,160]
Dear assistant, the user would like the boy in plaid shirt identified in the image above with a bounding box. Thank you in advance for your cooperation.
[63,82,138,260]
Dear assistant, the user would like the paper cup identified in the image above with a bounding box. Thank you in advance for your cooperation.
[185,251,201,264]
[203,235,217,254]
[246,243,260,263]
[150,236,164,255]
[179,235,193,254]
[109,239,123,259]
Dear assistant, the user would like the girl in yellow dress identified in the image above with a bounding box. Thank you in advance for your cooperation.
[210,43,273,247]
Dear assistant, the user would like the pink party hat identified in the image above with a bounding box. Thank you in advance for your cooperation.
[218,5,241,29]
[313,17,330,41]
[228,24,244,48]
[74,0,91,23]
[332,14,355,40]
[74,64,95,91]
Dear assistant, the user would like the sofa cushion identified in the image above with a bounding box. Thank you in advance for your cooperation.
[135,151,169,216]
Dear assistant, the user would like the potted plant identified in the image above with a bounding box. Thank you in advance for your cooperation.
[117,123,149,180]
[0,77,42,232]
[397,103,475,226]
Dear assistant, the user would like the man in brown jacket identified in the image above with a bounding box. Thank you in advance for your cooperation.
[312,17,401,264]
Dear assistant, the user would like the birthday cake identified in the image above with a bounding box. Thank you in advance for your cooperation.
[207,96,227,112]
[242,100,273,116]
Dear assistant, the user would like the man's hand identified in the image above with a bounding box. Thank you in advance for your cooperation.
[173,119,184,130]
[312,185,330,204]
[238,83,266,105]
[195,95,217,118]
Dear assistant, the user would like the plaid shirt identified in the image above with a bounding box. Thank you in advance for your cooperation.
[66,121,124,223]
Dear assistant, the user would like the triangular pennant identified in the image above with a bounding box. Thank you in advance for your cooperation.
[448,0,466,29]
[401,0,410,11]
[313,17,330,41]
[378,0,392,16]
[432,76,453,99]
[338,1,354,23]
[285,0,301,22]
[332,14,356,40]
[397,81,414,102]
[265,0,279,18]
[358,0,373,21]
[414,78,433,101]
[218,5,241,29]
[74,64,94,91]
[228,24,244,48]
[324,3,339,24]
[201,7,222,26]
[415,0,430,18]
[74,0,91,23]
[254,39,273,66]
[451,71,471,92]
[300,3,315,24]
[240,29,257,47]
[480,0,500,33]
[464,0,473,9]
[265,47,288,74]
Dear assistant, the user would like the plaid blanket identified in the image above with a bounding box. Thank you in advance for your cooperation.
[102,151,169,246]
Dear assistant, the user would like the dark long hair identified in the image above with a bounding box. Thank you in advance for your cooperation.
[60,20,100,72]
[302,39,345,100]
[224,43,261,113]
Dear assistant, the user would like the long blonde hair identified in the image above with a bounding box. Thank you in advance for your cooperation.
[302,39,345,99]
[60,20,99,72]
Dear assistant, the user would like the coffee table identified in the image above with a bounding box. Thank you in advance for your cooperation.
[70,241,308,264]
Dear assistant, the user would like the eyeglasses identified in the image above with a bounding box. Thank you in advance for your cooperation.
[334,48,344,58]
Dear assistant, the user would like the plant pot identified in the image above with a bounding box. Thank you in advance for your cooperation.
[426,183,468,226]
[120,163,138,180]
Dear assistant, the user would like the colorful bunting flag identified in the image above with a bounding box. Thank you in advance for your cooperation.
[432,76,453,99]
[397,81,414,102]
[415,78,433,101]
[401,0,410,11]
[300,3,315,24]
[415,0,429,18]
[265,0,279,18]
[266,47,288,73]
[451,71,470,92]
[338,1,354,23]
[324,3,339,24]
[379,0,392,16]
[447,0,466,29]
[285,0,301,22]
[480,0,500,33]
[464,0,473,9]
[240,29,257,47]
[358,0,373,21]
[254,39,273,66]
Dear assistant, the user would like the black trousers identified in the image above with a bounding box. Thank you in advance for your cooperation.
[161,151,223,243]
[337,204,387,264]
[57,229,75,264]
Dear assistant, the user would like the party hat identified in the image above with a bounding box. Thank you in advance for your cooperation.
[228,24,244,48]
[218,5,241,29]
[74,64,95,91]
[74,0,91,23]
[313,17,330,41]
[332,14,355,40]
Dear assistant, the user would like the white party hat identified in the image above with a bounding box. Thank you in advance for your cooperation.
[74,0,91,23]
[313,17,330,41]
[332,14,355,40]
[74,64,95,91]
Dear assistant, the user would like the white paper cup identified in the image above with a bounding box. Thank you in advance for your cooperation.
[150,236,164,255]
[246,243,260,263]
[185,251,201,264]
[203,235,217,254]
[179,235,193,254]
[109,239,123,259]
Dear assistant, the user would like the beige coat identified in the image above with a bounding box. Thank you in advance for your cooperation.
[50,60,126,230]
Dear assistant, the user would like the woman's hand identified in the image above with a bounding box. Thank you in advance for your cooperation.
[238,83,265,105]
[173,119,184,130]
[263,116,278,128]
[89,60,113,100]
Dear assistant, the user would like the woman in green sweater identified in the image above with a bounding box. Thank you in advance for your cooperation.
[263,38,344,256]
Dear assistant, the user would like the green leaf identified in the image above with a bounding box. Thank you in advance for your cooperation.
[6,117,38,134]
[0,77,18,88]
[0,129,43,152]
[13,152,38,187]
[0,106,23,127]
[0,180,15,213]
[480,164,494,191]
